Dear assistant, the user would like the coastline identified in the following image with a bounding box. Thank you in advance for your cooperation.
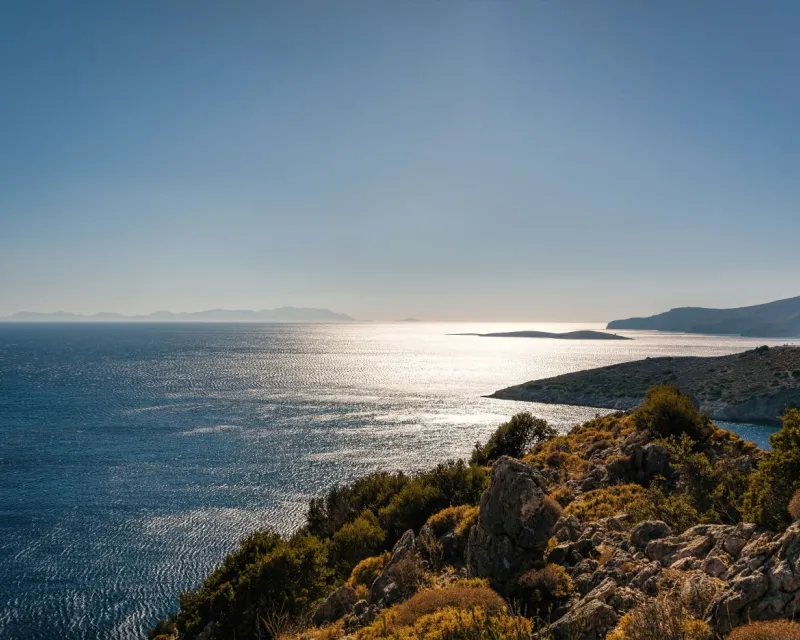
[491,346,800,426]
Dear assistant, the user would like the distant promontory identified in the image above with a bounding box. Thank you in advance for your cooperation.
[492,345,800,424]
[607,295,800,338]
[454,330,630,340]
[1,307,357,323]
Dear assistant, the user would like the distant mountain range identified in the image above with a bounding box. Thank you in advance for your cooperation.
[607,295,800,338]
[1,307,357,323]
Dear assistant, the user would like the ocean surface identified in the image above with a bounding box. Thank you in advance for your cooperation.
[1,322,796,640]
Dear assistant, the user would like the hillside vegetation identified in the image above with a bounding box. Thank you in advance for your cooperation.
[150,387,800,640]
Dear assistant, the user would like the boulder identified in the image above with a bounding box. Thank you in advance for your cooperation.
[342,599,379,631]
[312,585,357,626]
[546,598,618,640]
[369,529,422,606]
[466,457,558,592]
[630,521,671,549]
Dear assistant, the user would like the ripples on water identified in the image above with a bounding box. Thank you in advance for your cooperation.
[0,322,793,639]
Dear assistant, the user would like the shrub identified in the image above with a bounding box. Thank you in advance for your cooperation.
[391,585,507,628]
[380,461,488,542]
[606,595,711,640]
[177,531,331,640]
[726,620,800,639]
[790,489,800,521]
[471,413,557,465]
[306,471,410,538]
[380,481,443,540]
[346,552,391,591]
[148,616,176,639]
[742,408,800,529]
[517,564,573,612]
[329,510,385,577]
[626,484,702,532]
[633,385,711,442]
[356,606,531,640]
[424,504,479,555]
[664,434,749,524]
[564,483,647,521]
[455,505,480,537]
[550,485,575,507]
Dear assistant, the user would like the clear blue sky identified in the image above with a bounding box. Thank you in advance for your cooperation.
[2,1,799,321]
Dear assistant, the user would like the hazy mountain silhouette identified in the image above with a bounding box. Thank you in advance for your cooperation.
[607,295,800,337]
[2,307,357,323]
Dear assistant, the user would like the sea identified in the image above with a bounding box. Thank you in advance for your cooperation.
[1,322,796,640]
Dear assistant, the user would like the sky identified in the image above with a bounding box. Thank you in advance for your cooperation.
[2,1,799,321]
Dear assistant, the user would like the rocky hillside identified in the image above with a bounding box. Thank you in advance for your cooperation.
[149,388,800,640]
[607,295,800,337]
[492,346,800,424]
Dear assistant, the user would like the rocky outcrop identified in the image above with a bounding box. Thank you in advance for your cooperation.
[546,598,618,640]
[466,456,559,592]
[312,585,358,626]
[706,522,800,633]
[342,599,379,631]
[369,530,422,607]
[529,512,800,637]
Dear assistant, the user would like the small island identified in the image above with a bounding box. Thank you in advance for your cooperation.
[492,345,800,424]
[453,330,630,340]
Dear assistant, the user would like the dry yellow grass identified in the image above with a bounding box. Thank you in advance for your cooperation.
[518,563,573,599]
[564,483,647,521]
[346,552,391,590]
[789,488,800,521]
[355,606,530,640]
[389,585,507,629]
[727,620,800,639]
[606,596,711,640]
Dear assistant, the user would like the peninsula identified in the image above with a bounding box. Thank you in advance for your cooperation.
[492,345,800,424]
[607,295,800,338]
[454,330,630,340]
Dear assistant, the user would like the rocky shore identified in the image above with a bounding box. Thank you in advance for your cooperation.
[152,386,800,640]
[492,346,800,424]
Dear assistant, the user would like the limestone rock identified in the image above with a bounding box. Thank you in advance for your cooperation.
[630,521,671,549]
[466,456,558,592]
[546,598,618,640]
[312,585,357,626]
[369,530,422,606]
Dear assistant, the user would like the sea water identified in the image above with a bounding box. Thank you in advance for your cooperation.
[0,322,793,639]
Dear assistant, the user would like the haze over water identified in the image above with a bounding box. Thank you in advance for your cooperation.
[1,322,793,639]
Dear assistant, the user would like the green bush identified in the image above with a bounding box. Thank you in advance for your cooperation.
[306,471,410,538]
[329,510,385,577]
[379,460,488,543]
[633,385,712,442]
[471,413,557,465]
[742,408,800,529]
[176,531,331,640]
[306,460,486,546]
[665,434,749,524]
[627,484,702,532]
